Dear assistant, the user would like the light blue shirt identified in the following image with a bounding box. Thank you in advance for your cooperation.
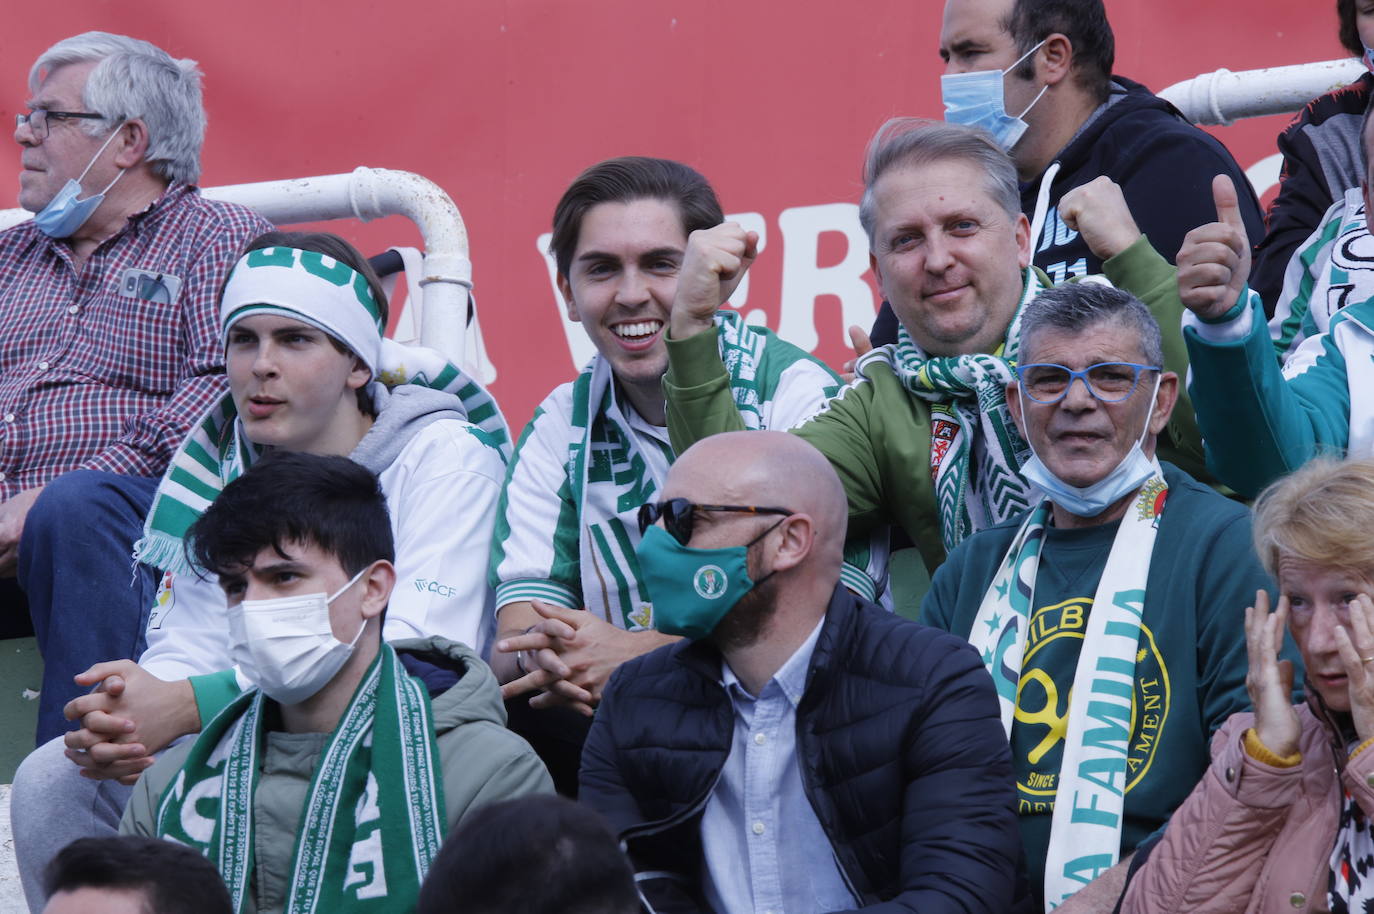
[701,618,858,914]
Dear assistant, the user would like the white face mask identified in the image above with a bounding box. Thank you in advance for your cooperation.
[227,565,372,705]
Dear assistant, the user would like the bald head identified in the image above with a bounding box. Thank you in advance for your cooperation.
[665,431,849,562]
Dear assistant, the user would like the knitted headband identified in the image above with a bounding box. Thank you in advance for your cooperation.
[218,246,385,375]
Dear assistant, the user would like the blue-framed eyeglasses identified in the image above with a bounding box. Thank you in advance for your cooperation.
[1015,362,1160,404]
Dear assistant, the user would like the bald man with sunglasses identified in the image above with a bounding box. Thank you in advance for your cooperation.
[918,282,1285,913]
[580,429,1027,914]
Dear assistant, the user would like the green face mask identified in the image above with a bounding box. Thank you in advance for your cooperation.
[635,524,775,640]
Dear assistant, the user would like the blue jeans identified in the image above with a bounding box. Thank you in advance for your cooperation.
[19,470,159,745]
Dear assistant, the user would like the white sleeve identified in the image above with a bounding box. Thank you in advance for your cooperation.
[759,357,842,432]
[488,387,585,612]
[378,419,506,655]
[138,570,234,681]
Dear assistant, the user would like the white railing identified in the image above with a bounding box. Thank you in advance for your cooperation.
[0,167,475,366]
[1160,58,1365,126]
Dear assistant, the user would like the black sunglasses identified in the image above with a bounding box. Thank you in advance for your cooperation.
[637,498,793,545]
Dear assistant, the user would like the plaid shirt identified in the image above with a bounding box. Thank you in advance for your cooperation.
[0,183,271,500]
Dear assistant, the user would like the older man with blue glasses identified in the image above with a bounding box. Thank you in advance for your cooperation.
[920,282,1290,913]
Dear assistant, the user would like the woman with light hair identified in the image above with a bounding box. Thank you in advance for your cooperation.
[1123,457,1374,913]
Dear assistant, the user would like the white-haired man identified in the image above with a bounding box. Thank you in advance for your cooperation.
[2,32,270,742]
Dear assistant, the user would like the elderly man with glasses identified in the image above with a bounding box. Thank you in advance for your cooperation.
[1,31,270,744]
[581,429,1027,914]
[919,281,1287,913]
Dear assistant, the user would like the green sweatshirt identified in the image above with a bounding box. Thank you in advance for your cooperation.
[663,237,1206,571]
[1185,287,1363,497]
[918,463,1287,905]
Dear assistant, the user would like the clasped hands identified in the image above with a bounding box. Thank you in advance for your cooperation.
[495,600,653,717]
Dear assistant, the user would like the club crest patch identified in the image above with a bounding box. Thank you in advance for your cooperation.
[693,565,728,599]
[1135,478,1168,522]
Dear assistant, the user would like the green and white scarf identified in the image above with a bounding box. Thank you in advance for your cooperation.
[134,244,510,576]
[968,465,1169,911]
[858,270,1045,551]
[154,644,444,913]
[571,310,781,629]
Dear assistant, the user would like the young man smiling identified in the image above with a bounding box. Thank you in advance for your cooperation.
[488,157,881,788]
[121,452,550,914]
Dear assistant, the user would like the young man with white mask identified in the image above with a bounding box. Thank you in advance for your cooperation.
[918,283,1286,913]
[9,230,511,913]
[120,452,551,914]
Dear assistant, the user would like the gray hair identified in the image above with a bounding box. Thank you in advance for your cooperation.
[30,32,205,184]
[858,118,1021,247]
[1018,282,1163,366]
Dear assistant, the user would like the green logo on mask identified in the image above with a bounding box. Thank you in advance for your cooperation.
[693,565,728,599]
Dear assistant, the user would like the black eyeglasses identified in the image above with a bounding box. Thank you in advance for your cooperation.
[16,109,105,140]
[1015,362,1160,404]
[637,498,793,545]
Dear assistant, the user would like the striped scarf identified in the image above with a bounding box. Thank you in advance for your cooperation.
[154,644,444,913]
[969,467,1169,910]
[134,338,509,575]
[858,269,1045,551]
[574,310,779,629]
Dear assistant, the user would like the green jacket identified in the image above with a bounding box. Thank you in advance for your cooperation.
[1185,286,1367,497]
[121,637,553,914]
[663,237,1204,569]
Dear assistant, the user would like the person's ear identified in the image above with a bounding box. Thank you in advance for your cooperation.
[557,273,581,322]
[1148,371,1180,437]
[1039,33,1074,86]
[768,514,816,573]
[111,119,150,169]
[1006,381,1028,438]
[359,560,396,620]
[346,356,371,392]
[1014,213,1032,270]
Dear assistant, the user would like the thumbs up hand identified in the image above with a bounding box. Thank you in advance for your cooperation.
[1177,174,1253,321]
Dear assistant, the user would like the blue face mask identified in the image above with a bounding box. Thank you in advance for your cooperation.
[635,524,776,640]
[941,40,1048,150]
[1016,374,1161,518]
[1365,44,1374,72]
[34,126,126,238]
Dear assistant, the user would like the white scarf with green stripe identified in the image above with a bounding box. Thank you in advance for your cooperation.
[135,340,507,576]
[135,243,509,575]
[857,269,1045,551]
[154,644,443,913]
[969,466,1169,911]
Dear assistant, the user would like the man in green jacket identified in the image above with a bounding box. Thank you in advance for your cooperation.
[662,118,1204,570]
[121,452,551,914]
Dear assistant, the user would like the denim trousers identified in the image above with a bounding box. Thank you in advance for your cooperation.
[18,469,159,745]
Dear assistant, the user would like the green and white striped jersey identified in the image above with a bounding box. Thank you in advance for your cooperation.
[1270,186,1374,361]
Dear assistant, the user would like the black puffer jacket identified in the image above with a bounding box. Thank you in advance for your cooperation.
[579,584,1028,913]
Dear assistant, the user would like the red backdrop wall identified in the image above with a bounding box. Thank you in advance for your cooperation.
[0,0,1345,425]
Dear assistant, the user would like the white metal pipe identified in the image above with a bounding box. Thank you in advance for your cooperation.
[0,167,473,362]
[1159,58,1366,126]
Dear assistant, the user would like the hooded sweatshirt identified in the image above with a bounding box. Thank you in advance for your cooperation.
[121,636,554,914]
[138,385,507,714]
